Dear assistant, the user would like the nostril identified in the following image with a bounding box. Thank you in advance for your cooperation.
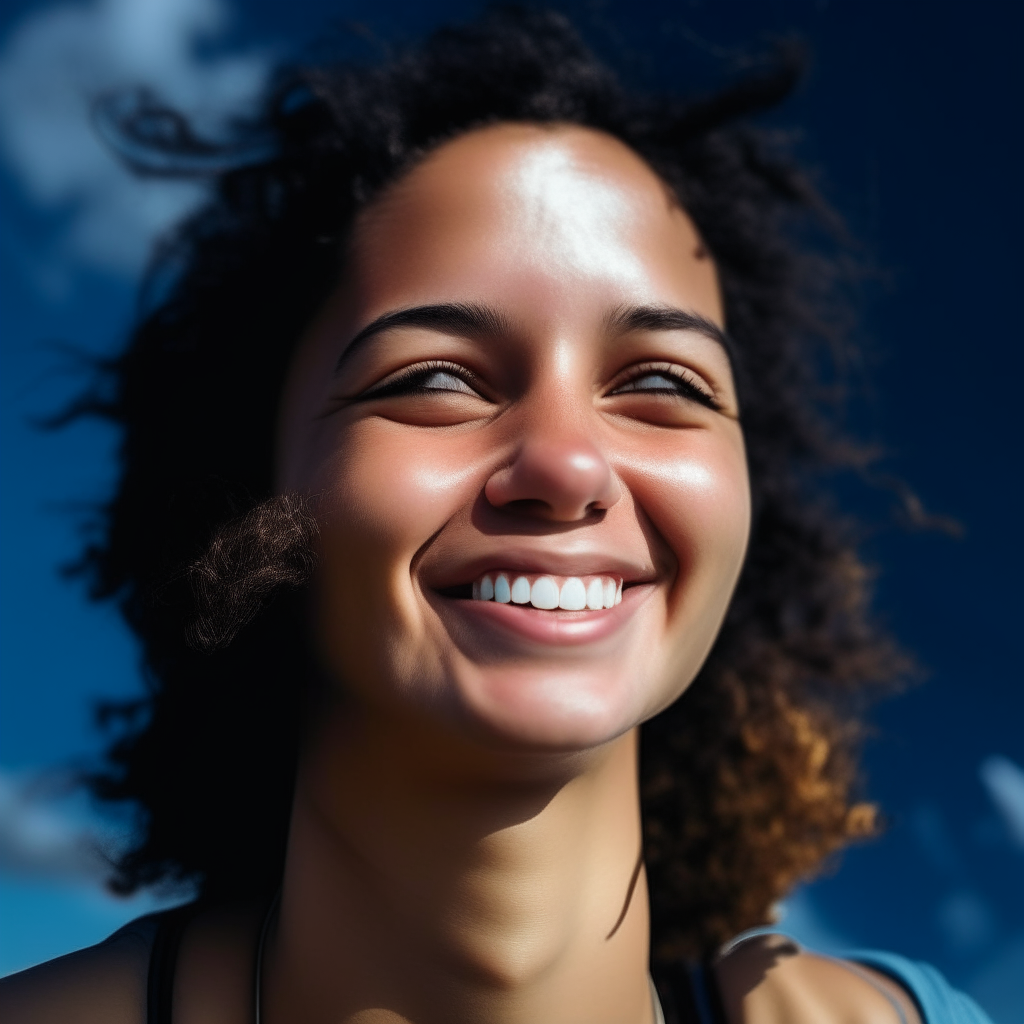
[499,497,608,521]
[484,441,620,522]
[504,497,550,514]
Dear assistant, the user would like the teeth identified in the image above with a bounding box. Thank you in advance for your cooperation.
[558,577,587,610]
[510,576,531,604]
[471,573,623,610]
[531,576,559,609]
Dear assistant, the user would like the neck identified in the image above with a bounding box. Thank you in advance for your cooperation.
[266,709,653,1024]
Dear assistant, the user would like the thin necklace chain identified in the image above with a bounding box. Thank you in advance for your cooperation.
[253,894,666,1024]
[253,891,278,1024]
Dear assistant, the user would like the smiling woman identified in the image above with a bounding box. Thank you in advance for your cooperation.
[0,7,992,1024]
[278,123,751,762]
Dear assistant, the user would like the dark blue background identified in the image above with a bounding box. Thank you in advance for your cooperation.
[1,2,1021,1018]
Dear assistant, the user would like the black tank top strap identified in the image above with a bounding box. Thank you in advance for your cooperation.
[651,959,729,1024]
[146,902,201,1024]
[695,960,729,1024]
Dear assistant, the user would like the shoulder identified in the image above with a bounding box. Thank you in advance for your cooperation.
[714,933,924,1024]
[0,914,156,1024]
[0,903,259,1024]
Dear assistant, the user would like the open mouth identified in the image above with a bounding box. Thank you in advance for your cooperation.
[429,563,655,648]
[440,572,623,610]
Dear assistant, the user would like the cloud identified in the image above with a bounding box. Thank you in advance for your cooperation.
[0,769,115,881]
[0,0,270,276]
[936,889,995,954]
[0,767,192,978]
[979,754,1024,849]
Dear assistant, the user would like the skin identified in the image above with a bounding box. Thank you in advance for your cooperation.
[0,124,920,1024]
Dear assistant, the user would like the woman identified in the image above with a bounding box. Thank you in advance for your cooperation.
[0,8,992,1023]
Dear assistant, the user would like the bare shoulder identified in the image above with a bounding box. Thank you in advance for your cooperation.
[0,917,152,1024]
[714,933,922,1024]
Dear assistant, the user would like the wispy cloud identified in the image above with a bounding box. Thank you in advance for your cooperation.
[0,769,115,881]
[979,754,1024,849]
[0,768,193,978]
[0,0,270,277]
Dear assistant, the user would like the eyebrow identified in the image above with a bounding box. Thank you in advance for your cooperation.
[334,303,515,373]
[333,300,730,374]
[605,304,729,352]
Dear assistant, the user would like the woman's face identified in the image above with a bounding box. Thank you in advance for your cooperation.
[277,123,750,752]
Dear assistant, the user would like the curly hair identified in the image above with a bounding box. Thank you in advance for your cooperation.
[76,6,906,958]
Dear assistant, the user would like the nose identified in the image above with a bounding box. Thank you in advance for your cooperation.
[484,434,622,522]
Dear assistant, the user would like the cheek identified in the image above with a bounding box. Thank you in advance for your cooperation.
[311,422,485,686]
[625,428,750,637]
[314,420,486,539]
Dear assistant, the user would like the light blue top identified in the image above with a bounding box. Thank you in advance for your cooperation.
[849,950,994,1024]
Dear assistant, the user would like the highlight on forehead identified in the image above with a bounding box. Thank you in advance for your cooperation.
[355,121,693,233]
[342,119,722,331]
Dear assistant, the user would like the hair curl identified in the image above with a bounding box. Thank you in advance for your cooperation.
[77,6,906,958]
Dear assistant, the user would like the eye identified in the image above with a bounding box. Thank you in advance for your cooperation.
[609,364,719,410]
[360,360,484,400]
[614,371,681,393]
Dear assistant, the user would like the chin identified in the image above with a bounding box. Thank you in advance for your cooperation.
[450,659,658,751]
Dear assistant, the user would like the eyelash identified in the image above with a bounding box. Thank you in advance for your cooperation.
[358,360,486,400]
[609,363,720,410]
[354,360,719,409]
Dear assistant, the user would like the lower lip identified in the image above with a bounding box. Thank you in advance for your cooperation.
[431,584,654,647]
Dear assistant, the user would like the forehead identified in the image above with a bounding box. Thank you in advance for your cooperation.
[346,123,722,328]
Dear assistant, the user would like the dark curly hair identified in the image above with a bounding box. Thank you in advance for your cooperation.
[76,6,906,959]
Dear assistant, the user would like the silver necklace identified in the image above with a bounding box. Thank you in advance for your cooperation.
[253,895,666,1024]
[253,891,279,1024]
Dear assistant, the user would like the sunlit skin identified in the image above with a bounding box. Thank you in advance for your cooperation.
[0,124,921,1024]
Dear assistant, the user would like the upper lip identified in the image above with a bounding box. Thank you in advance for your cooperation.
[420,547,660,592]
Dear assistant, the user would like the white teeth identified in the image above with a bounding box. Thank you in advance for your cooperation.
[558,577,587,610]
[471,572,624,610]
[531,576,559,610]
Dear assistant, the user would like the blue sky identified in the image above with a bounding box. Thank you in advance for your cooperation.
[0,1,1021,1019]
